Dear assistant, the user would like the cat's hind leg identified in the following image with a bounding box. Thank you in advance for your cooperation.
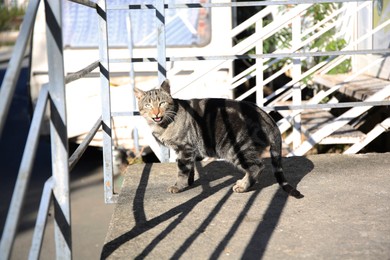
[232,157,265,193]
[233,172,255,193]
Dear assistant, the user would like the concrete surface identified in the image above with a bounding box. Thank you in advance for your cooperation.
[0,143,116,260]
[102,153,390,259]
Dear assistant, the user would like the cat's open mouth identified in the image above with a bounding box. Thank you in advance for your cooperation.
[152,116,163,123]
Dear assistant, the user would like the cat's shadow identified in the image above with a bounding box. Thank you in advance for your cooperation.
[166,157,312,259]
[188,156,312,195]
[101,156,314,259]
[180,156,314,259]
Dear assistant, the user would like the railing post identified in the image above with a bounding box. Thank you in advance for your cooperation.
[97,0,116,203]
[291,15,302,150]
[43,0,72,258]
[0,86,48,260]
[351,2,359,74]
[256,18,264,107]
[156,0,167,85]
[155,0,170,162]
[29,177,53,260]
[0,0,40,137]
[126,13,140,154]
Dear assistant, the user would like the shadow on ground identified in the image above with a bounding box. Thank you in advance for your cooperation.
[101,156,313,259]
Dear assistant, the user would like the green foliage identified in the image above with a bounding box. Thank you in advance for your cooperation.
[323,39,351,74]
[0,5,25,31]
[260,3,351,75]
[307,3,338,21]
[263,19,292,52]
[232,2,353,95]
[263,18,292,71]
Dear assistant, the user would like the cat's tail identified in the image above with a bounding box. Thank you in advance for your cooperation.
[271,155,304,198]
[276,173,304,199]
[260,108,303,198]
[270,134,304,199]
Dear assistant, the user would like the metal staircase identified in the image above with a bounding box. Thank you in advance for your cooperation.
[1,0,389,259]
[222,0,390,155]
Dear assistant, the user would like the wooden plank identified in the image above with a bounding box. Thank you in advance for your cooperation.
[313,74,390,101]
[301,110,366,144]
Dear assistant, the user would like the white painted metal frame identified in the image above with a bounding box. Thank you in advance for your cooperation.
[0,0,112,258]
[97,0,116,204]
[109,0,367,10]
[288,85,390,156]
[0,84,48,260]
[1,1,389,259]
[291,15,302,149]
[155,0,170,162]
[344,118,390,154]
[44,0,71,257]
[0,0,40,136]
[232,1,370,103]
[29,177,53,260]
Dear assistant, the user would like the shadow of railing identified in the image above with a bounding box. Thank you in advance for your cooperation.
[101,156,313,259]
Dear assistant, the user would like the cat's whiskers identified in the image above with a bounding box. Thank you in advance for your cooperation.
[163,110,177,123]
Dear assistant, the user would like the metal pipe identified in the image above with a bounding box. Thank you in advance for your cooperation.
[0,85,49,260]
[155,0,170,162]
[68,117,102,172]
[97,0,116,204]
[111,49,390,63]
[108,0,369,10]
[126,13,140,154]
[67,0,97,8]
[44,0,72,257]
[65,60,99,84]
[28,177,54,260]
[111,100,390,115]
[262,100,390,111]
[0,0,40,137]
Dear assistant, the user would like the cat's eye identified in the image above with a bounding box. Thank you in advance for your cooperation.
[144,103,152,109]
[159,101,167,107]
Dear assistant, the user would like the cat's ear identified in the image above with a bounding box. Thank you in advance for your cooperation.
[133,87,145,100]
[160,79,170,94]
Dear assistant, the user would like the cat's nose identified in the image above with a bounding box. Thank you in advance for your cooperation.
[152,108,160,117]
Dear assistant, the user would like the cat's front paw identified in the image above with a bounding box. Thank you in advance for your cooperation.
[167,185,182,193]
[232,179,250,193]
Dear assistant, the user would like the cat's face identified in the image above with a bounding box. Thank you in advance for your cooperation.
[134,80,175,125]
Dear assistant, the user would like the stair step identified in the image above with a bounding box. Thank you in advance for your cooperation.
[313,74,390,101]
[300,110,366,144]
[276,101,367,145]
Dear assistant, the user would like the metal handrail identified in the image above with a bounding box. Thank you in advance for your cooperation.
[0,0,40,137]
[108,0,368,10]
[229,2,358,91]
[1,0,389,259]
[0,84,48,260]
[69,117,102,171]
[0,1,106,258]
[169,3,312,96]
[28,177,53,260]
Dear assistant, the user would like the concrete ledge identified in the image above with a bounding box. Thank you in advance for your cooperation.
[0,31,19,44]
[102,153,390,259]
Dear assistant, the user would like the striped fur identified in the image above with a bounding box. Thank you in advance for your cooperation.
[134,80,303,198]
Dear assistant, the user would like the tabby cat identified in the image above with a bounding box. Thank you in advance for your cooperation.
[134,80,303,198]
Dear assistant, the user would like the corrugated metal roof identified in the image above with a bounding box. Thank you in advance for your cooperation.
[62,0,209,48]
